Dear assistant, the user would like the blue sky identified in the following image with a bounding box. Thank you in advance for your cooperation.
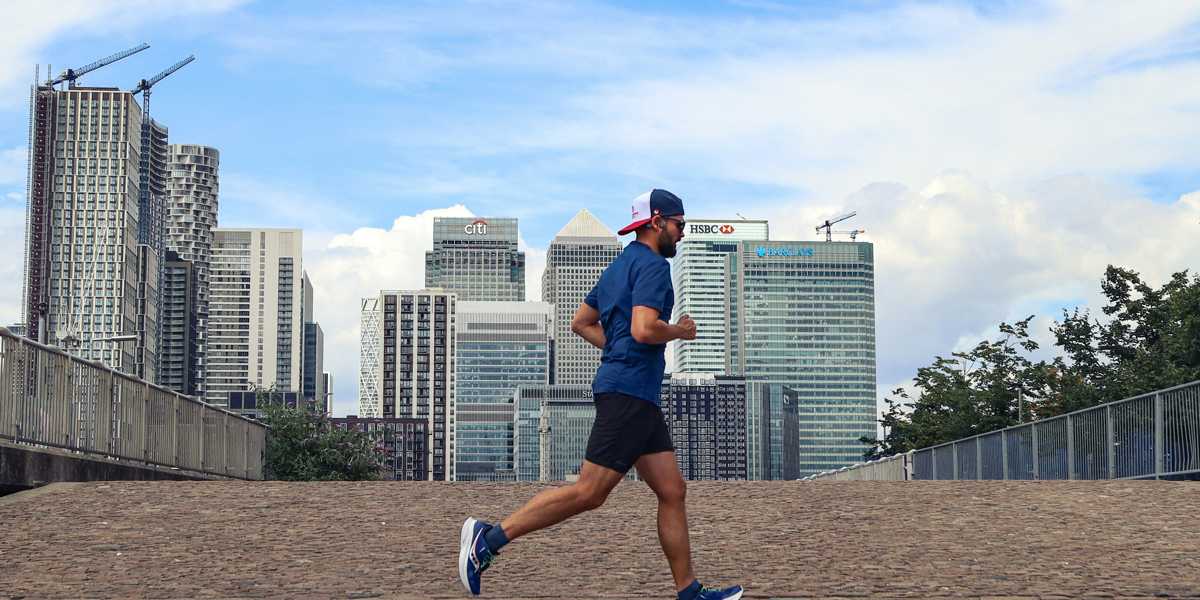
[1,1,1199,417]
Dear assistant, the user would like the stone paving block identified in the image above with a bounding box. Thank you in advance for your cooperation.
[0,480,1198,599]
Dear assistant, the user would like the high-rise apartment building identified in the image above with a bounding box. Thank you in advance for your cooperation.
[670,219,768,373]
[159,250,195,394]
[542,210,622,385]
[425,217,524,301]
[207,229,308,407]
[302,322,325,410]
[359,290,457,480]
[22,85,146,372]
[165,144,219,396]
[133,245,159,382]
[513,384,594,481]
[725,240,876,477]
[659,373,748,480]
[454,301,552,481]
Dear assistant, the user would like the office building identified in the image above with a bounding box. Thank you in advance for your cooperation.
[425,217,524,301]
[659,373,748,480]
[455,301,552,481]
[331,416,428,481]
[165,144,219,396]
[360,290,457,481]
[513,384,594,481]
[22,85,146,372]
[207,229,309,407]
[726,240,876,477]
[670,219,768,373]
[159,250,195,394]
[321,372,333,416]
[542,210,622,385]
[749,382,801,480]
[302,322,325,410]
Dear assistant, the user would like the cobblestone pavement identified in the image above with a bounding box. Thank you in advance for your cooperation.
[1,480,1198,599]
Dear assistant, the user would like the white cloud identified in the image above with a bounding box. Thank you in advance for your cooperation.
[304,205,473,417]
[0,206,25,326]
[801,171,1200,395]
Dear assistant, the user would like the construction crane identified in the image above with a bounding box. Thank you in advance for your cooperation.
[830,229,866,241]
[131,55,195,249]
[131,54,195,117]
[49,43,150,88]
[815,211,857,242]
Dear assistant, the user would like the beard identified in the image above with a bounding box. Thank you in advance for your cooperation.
[657,229,678,258]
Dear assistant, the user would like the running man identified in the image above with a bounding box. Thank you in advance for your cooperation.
[458,189,744,600]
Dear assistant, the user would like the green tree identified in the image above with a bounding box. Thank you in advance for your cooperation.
[260,402,384,481]
[861,317,1048,459]
[862,267,1200,460]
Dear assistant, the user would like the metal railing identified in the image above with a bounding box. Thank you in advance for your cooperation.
[806,380,1200,481]
[0,327,264,480]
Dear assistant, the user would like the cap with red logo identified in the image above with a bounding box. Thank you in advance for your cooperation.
[618,189,686,235]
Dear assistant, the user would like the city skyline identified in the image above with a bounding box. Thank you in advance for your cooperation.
[2,2,1199,419]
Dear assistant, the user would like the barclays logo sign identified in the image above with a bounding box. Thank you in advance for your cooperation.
[756,246,814,257]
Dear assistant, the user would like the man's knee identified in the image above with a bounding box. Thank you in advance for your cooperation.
[655,477,686,505]
[574,482,611,511]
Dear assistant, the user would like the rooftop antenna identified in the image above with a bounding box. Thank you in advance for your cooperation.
[50,43,150,88]
[815,211,856,242]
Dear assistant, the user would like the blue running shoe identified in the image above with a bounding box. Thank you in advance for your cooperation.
[695,584,744,600]
[458,517,496,595]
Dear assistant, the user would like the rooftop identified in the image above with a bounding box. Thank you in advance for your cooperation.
[1,480,1196,598]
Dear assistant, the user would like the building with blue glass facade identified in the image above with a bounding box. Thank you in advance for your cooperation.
[455,301,552,481]
[513,384,594,481]
[726,240,876,477]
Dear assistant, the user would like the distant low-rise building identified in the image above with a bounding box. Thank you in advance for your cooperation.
[331,416,428,481]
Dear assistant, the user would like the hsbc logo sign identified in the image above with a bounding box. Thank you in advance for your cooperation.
[463,219,489,235]
[689,223,736,235]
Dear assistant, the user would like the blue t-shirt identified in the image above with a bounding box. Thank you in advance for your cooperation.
[585,240,675,405]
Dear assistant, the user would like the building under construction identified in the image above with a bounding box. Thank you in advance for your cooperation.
[21,46,198,383]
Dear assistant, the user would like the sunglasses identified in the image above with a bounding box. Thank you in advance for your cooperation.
[661,216,686,229]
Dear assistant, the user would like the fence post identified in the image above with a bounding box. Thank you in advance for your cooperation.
[1154,392,1164,479]
[199,406,206,473]
[1106,405,1116,479]
[173,394,179,467]
[1001,430,1009,480]
[931,448,937,480]
[1031,424,1039,480]
[223,412,230,476]
[976,436,982,481]
[1066,414,1075,480]
[952,443,959,480]
[143,381,152,463]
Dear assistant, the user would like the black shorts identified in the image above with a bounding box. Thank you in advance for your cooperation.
[584,392,675,474]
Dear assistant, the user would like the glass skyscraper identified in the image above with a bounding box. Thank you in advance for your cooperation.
[425,217,525,301]
[671,219,768,373]
[455,301,552,481]
[726,240,876,477]
[513,384,594,481]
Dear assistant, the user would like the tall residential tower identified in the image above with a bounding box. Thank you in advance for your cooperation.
[360,290,457,480]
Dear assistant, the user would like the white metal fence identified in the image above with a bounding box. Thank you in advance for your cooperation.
[0,327,264,480]
[806,380,1200,481]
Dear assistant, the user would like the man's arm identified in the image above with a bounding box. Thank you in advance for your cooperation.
[630,306,695,345]
[570,302,606,349]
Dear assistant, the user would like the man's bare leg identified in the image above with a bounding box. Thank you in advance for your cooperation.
[499,460,625,540]
[634,450,696,591]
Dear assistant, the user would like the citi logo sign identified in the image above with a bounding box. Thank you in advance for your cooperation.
[464,219,489,235]
[689,223,736,235]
